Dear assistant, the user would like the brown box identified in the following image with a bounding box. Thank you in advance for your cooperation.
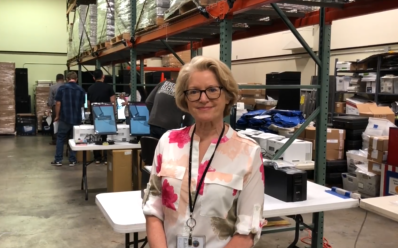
[350,62,368,71]
[335,102,346,113]
[76,151,93,163]
[294,127,306,139]
[357,104,395,123]
[367,149,388,163]
[107,150,133,192]
[305,127,345,150]
[132,149,142,190]
[238,97,257,106]
[326,149,344,161]
[367,160,383,175]
[305,127,317,140]
[368,136,389,151]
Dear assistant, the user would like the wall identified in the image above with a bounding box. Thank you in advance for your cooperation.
[0,0,68,112]
[203,9,398,85]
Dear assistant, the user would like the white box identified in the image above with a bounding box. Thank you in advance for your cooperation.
[251,133,284,150]
[336,76,350,91]
[366,82,376,93]
[356,170,381,197]
[73,125,94,141]
[266,138,312,164]
[342,173,359,193]
[346,150,367,174]
[336,61,351,71]
[381,75,398,94]
[109,124,130,142]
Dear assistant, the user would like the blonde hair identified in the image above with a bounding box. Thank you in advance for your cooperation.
[175,56,239,117]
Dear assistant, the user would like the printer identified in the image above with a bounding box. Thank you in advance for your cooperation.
[264,165,307,202]
[266,137,312,164]
[109,124,130,142]
[73,125,95,142]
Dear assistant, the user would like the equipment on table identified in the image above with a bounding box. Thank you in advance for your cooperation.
[332,116,369,130]
[92,103,118,135]
[263,165,307,202]
[109,124,130,142]
[128,102,150,143]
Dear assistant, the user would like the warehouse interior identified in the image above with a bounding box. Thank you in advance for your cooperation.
[1,0,398,247]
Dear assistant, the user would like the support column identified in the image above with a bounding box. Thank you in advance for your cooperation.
[219,18,232,68]
[190,41,197,58]
[112,64,116,92]
[140,58,145,86]
[95,60,101,70]
[78,64,82,87]
[312,7,331,248]
[130,0,137,101]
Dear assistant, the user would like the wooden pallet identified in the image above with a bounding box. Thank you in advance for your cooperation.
[81,49,93,57]
[94,42,110,52]
[0,131,17,136]
[110,33,131,46]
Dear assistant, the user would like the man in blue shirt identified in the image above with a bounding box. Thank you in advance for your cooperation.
[51,71,85,166]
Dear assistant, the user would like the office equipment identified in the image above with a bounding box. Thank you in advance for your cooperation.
[109,124,130,142]
[73,125,95,141]
[265,72,301,110]
[128,102,150,141]
[264,165,307,202]
[92,103,118,135]
[266,138,312,164]
[15,68,29,97]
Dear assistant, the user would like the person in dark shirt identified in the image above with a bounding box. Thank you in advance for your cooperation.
[145,79,194,139]
[51,72,85,167]
[87,69,116,164]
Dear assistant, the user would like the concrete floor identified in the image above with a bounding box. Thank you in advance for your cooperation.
[0,135,397,248]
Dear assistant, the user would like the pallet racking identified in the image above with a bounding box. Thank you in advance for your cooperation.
[66,1,398,247]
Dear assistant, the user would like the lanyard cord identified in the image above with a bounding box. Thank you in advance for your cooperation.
[188,123,225,216]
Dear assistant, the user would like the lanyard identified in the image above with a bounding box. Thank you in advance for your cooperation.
[188,123,225,217]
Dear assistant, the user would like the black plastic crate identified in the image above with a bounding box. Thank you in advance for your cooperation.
[17,124,37,136]
[332,116,369,130]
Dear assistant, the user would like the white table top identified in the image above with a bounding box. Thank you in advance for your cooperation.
[69,139,141,151]
[360,195,398,222]
[96,181,359,233]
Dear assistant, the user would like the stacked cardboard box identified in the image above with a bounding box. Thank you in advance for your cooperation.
[0,63,16,134]
[346,97,395,123]
[71,5,88,58]
[237,83,266,109]
[35,85,51,131]
[367,136,388,175]
[83,4,97,51]
[301,127,346,161]
[107,150,133,192]
[97,0,115,44]
[161,50,191,68]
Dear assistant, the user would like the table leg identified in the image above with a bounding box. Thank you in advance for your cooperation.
[82,151,88,200]
[288,215,303,248]
[125,233,130,248]
[134,232,139,248]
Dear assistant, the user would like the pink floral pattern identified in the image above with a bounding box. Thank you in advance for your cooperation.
[259,153,265,183]
[211,136,229,144]
[168,126,191,148]
[156,154,162,173]
[162,179,178,211]
[197,161,216,195]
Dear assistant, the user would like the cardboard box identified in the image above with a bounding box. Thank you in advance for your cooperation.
[381,75,398,94]
[336,61,352,71]
[335,102,346,114]
[380,164,398,196]
[357,105,395,123]
[367,149,388,163]
[356,170,380,197]
[345,98,374,115]
[294,126,306,139]
[336,76,350,91]
[368,136,389,151]
[237,97,257,106]
[326,149,344,161]
[76,151,93,163]
[305,127,345,150]
[350,61,368,71]
[107,150,133,192]
[366,82,376,93]
[132,149,142,190]
[342,173,358,193]
[367,160,383,175]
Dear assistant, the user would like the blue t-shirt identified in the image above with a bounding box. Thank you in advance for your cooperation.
[55,82,85,125]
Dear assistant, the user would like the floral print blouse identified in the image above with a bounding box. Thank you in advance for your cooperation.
[142,124,265,248]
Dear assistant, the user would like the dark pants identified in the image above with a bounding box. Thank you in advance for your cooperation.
[150,125,167,139]
[94,135,107,161]
[55,121,75,162]
[51,106,56,143]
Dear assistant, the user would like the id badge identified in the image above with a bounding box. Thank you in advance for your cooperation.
[177,236,206,248]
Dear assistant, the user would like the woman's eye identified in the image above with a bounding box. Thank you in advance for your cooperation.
[189,90,198,95]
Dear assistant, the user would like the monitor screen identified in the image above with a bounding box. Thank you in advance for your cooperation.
[128,102,150,136]
[92,104,117,135]
[84,93,88,109]
[116,97,128,120]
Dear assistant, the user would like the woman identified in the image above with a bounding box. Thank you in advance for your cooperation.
[142,56,265,248]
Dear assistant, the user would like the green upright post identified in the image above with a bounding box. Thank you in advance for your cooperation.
[78,64,82,87]
[312,7,331,248]
[130,0,137,101]
[219,18,232,124]
[197,48,203,56]
[219,18,232,68]
[140,58,145,85]
[96,60,101,70]
[112,64,116,92]
[190,41,197,58]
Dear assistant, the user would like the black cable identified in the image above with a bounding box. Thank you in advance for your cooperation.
[354,211,368,248]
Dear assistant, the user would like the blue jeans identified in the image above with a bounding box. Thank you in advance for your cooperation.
[55,121,76,162]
